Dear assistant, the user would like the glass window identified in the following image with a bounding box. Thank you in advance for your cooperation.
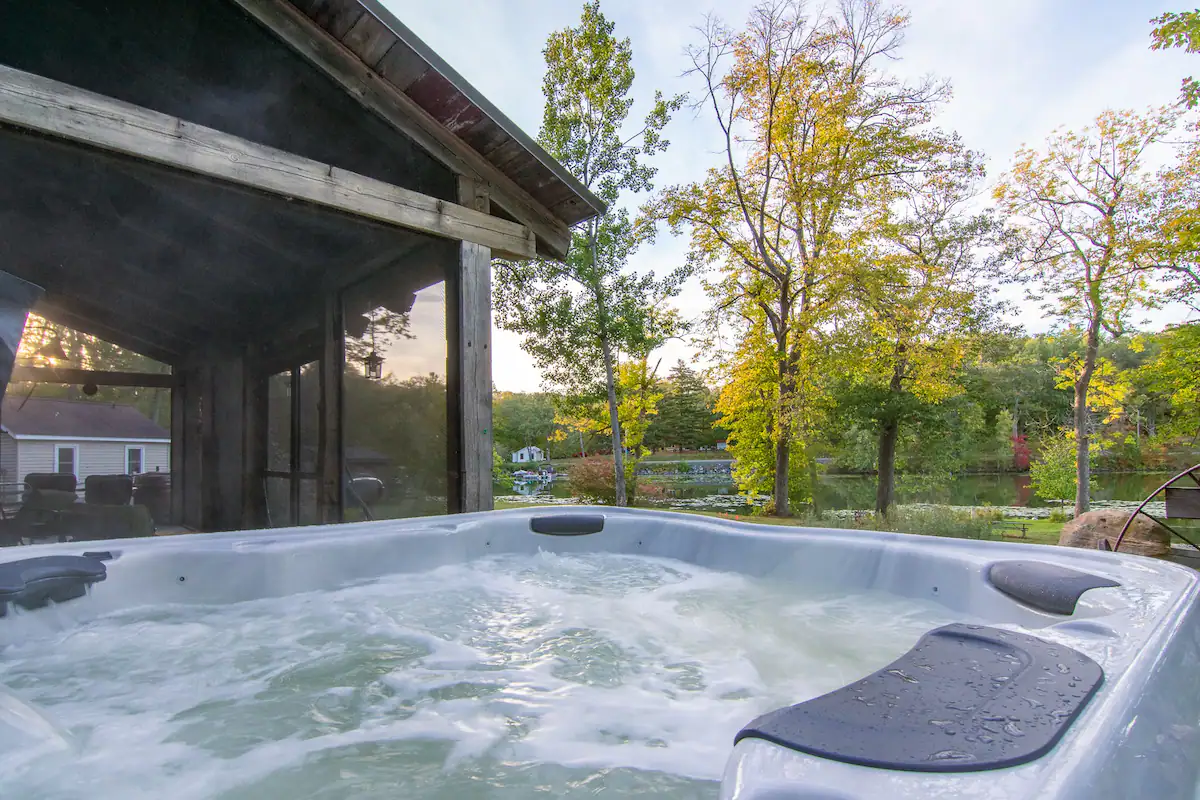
[126,446,143,475]
[6,315,172,534]
[55,444,76,478]
[343,261,450,521]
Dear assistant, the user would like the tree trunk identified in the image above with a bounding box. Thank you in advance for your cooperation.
[601,337,627,507]
[1073,318,1102,517]
[808,456,820,516]
[875,364,906,517]
[875,418,900,516]
[773,327,794,517]
[774,436,790,517]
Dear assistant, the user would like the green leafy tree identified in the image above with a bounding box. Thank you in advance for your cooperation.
[994,106,1179,515]
[492,2,685,507]
[1149,121,1200,311]
[492,392,557,455]
[1029,430,1082,508]
[715,314,818,509]
[650,360,711,452]
[1139,322,1200,441]
[616,356,664,477]
[846,151,1000,514]
[1151,10,1200,108]
[493,449,515,491]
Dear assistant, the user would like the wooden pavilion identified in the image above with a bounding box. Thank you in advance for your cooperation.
[0,0,602,531]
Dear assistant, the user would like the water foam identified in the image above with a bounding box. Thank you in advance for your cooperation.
[0,551,963,798]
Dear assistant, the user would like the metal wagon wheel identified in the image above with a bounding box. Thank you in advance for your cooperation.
[1109,464,1200,553]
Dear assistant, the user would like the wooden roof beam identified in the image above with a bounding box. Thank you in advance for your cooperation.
[10,366,177,389]
[0,64,537,260]
[33,300,181,364]
[231,0,574,260]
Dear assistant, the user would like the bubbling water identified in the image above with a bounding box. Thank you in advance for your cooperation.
[0,552,964,799]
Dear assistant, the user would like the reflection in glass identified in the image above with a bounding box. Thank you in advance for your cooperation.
[0,315,171,541]
[343,264,449,520]
[265,363,321,528]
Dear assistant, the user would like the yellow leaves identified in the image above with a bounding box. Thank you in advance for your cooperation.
[1051,355,1131,423]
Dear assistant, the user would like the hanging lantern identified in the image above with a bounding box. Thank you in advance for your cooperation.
[364,351,384,381]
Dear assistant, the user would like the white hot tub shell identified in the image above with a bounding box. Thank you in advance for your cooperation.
[0,506,1197,799]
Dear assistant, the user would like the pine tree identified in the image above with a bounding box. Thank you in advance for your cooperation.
[653,360,710,451]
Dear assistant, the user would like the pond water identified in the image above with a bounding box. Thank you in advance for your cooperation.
[499,471,1177,515]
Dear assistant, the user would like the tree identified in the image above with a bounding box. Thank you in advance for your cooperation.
[715,315,807,506]
[846,151,1000,514]
[1138,322,1200,442]
[1150,121,1200,311]
[1029,430,1081,508]
[651,360,710,451]
[492,393,556,454]
[616,356,664,476]
[12,315,172,426]
[656,0,953,515]
[994,106,1179,516]
[492,1,685,507]
[1151,10,1200,109]
[344,309,412,371]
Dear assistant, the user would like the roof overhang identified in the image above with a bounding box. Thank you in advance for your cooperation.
[234,0,605,259]
[0,429,170,444]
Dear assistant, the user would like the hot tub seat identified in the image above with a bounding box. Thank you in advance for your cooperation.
[736,623,1104,773]
[0,554,106,615]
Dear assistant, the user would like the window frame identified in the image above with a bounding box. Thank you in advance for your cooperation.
[54,443,78,479]
[125,445,144,475]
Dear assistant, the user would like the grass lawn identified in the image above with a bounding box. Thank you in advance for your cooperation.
[990,519,1065,545]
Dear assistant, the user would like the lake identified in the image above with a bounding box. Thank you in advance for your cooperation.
[498,471,1177,515]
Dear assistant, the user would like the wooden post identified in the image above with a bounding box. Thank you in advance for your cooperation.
[457,177,494,512]
[180,365,205,531]
[319,295,345,523]
[242,351,269,530]
[169,371,187,526]
[201,354,246,532]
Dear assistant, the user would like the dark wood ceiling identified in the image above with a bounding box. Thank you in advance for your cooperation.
[0,126,447,363]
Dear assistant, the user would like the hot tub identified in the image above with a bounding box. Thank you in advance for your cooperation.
[0,507,1196,799]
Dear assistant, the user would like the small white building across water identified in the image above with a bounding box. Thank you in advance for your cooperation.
[511,446,545,464]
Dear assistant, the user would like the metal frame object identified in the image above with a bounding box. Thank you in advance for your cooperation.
[1111,464,1200,553]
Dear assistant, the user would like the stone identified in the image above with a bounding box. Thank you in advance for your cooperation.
[1057,509,1171,558]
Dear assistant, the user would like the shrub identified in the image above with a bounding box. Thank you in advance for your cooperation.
[567,456,658,504]
[1048,508,1070,523]
[806,506,995,539]
[493,450,514,491]
[1029,433,1079,506]
[568,457,617,504]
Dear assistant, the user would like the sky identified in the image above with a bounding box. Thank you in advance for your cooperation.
[383,0,1199,391]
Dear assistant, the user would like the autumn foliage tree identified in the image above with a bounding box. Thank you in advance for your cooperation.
[655,0,960,515]
[845,158,1001,514]
[994,106,1180,515]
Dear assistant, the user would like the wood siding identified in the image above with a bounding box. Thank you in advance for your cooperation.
[14,439,169,486]
[0,432,17,485]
